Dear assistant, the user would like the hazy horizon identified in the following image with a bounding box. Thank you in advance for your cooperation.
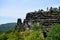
[0,0,60,24]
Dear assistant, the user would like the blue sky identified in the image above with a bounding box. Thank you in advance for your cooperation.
[0,0,60,24]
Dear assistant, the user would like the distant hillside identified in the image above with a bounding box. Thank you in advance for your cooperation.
[0,23,17,32]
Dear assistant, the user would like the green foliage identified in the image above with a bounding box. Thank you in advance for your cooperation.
[59,6,60,10]
[38,9,43,13]
[1,23,60,40]
[0,23,16,32]
[16,22,25,32]
[49,7,53,12]
[1,6,60,40]
[20,30,44,40]
[19,30,32,40]
[7,31,21,40]
[39,22,44,32]
[0,29,44,40]
[25,30,44,40]
[32,23,38,31]
[24,22,44,40]
[32,22,44,32]
[46,23,60,40]
[0,33,7,40]
[58,13,60,21]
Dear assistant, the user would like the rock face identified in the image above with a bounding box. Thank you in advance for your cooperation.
[16,18,23,32]
[16,7,60,32]
[23,11,60,32]
[17,18,22,25]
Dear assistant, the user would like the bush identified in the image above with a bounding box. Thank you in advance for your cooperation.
[58,13,60,21]
[24,30,44,40]
[0,33,7,40]
[7,31,22,40]
[46,23,60,40]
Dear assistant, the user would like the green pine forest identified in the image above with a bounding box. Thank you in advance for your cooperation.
[0,7,60,40]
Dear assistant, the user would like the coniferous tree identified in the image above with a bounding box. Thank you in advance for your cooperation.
[59,6,60,10]
[47,7,49,11]
[49,7,53,13]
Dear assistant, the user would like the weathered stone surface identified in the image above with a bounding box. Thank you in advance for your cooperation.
[16,18,24,32]
[23,11,60,31]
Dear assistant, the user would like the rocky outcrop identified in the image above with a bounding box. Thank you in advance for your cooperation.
[16,18,24,32]
[23,11,60,32]
[16,7,60,32]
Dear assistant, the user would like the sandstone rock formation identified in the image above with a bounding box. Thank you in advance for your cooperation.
[23,7,60,32]
[16,7,60,32]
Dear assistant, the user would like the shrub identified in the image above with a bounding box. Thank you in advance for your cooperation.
[46,23,60,40]
[0,33,7,40]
